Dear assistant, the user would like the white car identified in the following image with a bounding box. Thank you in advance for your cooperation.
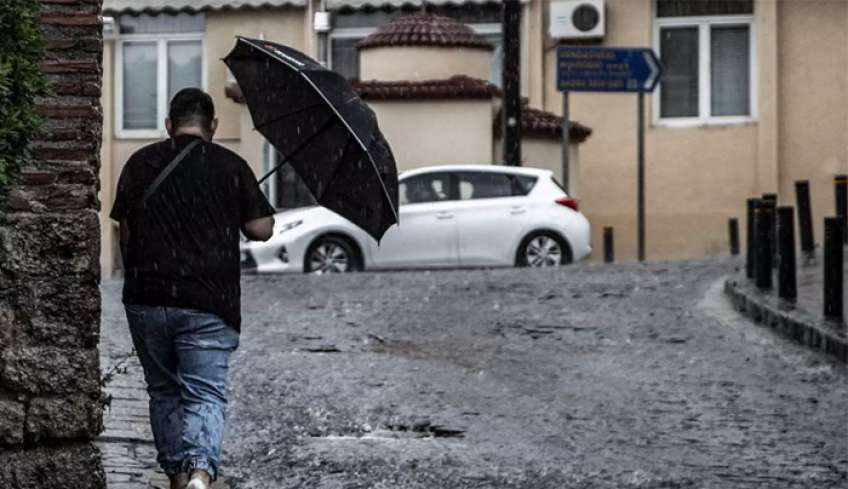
[241,165,591,274]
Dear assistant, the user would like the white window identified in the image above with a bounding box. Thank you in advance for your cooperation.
[653,1,755,126]
[115,14,206,138]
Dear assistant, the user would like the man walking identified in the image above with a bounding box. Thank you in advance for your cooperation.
[110,88,275,489]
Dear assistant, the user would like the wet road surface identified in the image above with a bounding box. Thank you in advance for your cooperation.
[209,258,847,488]
[100,258,848,488]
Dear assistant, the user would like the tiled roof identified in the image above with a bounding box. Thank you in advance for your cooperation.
[102,0,305,14]
[494,107,592,143]
[225,76,499,103]
[358,14,493,51]
[351,76,501,100]
[225,77,592,143]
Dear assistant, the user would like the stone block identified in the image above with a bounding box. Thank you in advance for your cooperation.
[7,183,97,212]
[36,103,100,120]
[0,299,16,351]
[40,14,101,27]
[25,394,102,442]
[40,60,100,74]
[0,399,25,444]
[1,347,99,395]
[22,276,99,348]
[0,443,105,489]
[0,212,100,277]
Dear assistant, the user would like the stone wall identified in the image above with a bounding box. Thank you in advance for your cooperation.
[0,1,105,488]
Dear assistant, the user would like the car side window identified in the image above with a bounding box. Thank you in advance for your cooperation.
[513,175,537,196]
[399,173,453,205]
[458,172,530,200]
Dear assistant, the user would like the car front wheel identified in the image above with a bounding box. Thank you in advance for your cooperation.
[304,236,359,275]
[516,232,571,267]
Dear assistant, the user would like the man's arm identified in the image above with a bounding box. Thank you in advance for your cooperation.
[117,219,130,267]
[242,216,274,242]
[237,159,276,242]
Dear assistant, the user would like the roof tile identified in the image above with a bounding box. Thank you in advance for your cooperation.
[358,14,494,51]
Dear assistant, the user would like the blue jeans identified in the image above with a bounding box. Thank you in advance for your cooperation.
[125,305,239,481]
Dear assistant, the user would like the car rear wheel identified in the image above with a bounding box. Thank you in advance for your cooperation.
[304,236,359,275]
[516,231,571,267]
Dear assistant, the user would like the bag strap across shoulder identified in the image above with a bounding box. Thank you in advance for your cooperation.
[143,139,201,207]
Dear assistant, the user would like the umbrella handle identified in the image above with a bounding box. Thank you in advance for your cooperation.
[258,159,284,185]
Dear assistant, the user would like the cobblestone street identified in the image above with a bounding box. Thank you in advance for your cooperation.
[98,258,848,489]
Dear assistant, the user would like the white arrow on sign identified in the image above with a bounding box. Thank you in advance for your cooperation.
[642,51,661,91]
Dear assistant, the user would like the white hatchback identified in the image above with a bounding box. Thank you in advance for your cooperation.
[241,165,591,274]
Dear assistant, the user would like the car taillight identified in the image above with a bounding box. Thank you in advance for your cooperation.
[556,196,579,211]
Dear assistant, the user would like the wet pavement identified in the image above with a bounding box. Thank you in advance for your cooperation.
[99,258,848,488]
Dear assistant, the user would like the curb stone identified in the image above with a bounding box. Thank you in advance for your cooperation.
[724,277,848,362]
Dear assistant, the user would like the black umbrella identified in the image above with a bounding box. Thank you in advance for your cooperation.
[223,36,399,241]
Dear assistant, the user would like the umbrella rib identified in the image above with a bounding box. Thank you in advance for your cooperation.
[257,116,337,185]
[253,103,327,131]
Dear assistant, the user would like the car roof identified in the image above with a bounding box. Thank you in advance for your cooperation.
[399,165,553,179]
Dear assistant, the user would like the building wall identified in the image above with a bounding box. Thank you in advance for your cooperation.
[529,0,848,262]
[368,100,494,171]
[493,138,579,193]
[776,0,848,244]
[206,8,307,141]
[0,1,106,487]
[533,0,766,261]
[360,46,491,81]
[100,40,115,277]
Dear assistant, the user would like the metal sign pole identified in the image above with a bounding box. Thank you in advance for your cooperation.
[637,91,646,262]
[561,91,570,192]
[555,46,662,262]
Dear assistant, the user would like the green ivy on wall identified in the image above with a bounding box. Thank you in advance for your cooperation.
[0,0,47,206]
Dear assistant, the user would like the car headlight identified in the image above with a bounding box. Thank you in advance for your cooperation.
[277,220,303,234]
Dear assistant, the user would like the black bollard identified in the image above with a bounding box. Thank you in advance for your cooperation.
[823,217,844,321]
[777,206,797,301]
[795,181,815,261]
[836,174,847,244]
[728,218,740,256]
[762,194,778,265]
[746,198,757,279]
[603,227,614,263]
[755,201,773,290]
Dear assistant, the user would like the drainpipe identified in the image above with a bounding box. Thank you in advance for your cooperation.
[502,0,522,166]
[315,0,330,67]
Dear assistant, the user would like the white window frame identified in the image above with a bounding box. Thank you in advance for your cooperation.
[263,142,279,207]
[115,33,207,139]
[327,26,374,76]
[652,14,757,128]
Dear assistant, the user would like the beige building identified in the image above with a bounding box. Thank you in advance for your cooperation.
[100,0,847,276]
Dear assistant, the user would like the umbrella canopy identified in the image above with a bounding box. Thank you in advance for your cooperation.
[223,37,399,241]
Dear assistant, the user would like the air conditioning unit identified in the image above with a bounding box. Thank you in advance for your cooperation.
[550,0,606,40]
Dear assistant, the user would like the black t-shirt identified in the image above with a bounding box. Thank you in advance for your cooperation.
[110,134,275,330]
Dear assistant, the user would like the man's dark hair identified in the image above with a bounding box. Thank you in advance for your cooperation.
[168,88,215,131]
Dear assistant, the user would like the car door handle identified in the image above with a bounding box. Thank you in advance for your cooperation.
[436,212,454,220]
[510,206,527,215]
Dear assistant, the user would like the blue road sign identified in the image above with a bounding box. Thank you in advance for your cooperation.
[557,47,663,93]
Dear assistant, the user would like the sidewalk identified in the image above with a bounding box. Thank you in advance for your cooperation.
[96,281,228,489]
[725,252,848,362]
